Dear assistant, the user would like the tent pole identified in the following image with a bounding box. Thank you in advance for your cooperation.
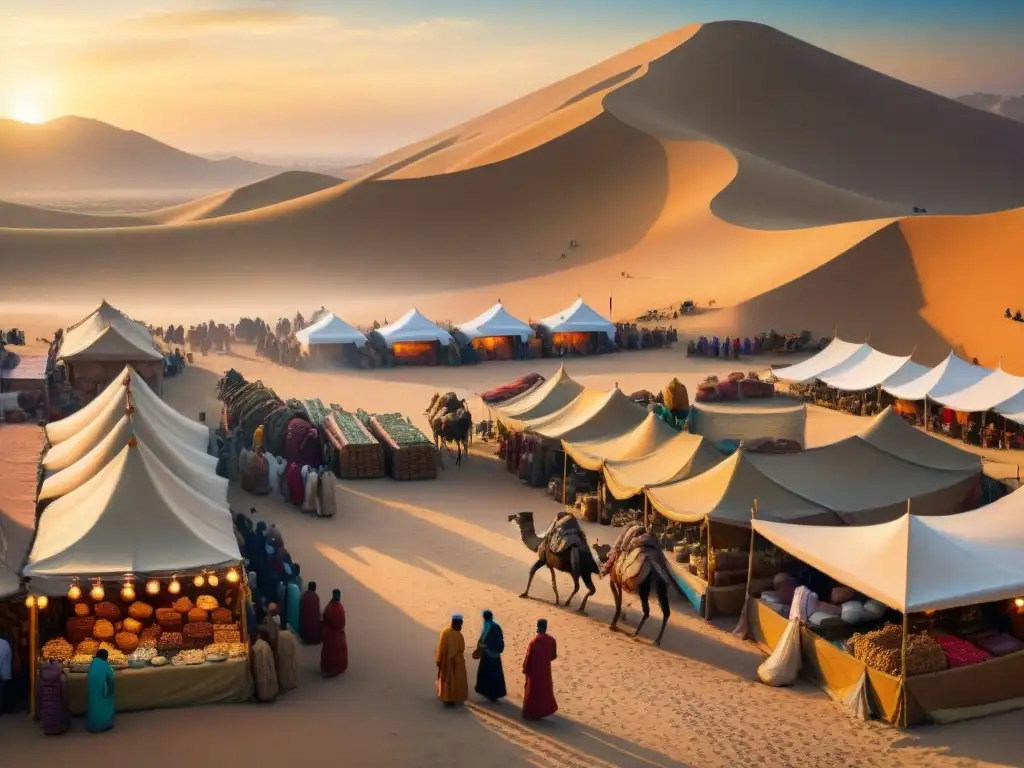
[744,500,759,600]
[643,493,650,533]
[28,601,38,721]
[561,450,568,508]
[923,395,929,431]
[900,610,910,728]
[704,515,714,622]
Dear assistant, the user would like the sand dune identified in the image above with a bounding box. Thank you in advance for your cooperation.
[0,199,142,229]
[2,20,1024,369]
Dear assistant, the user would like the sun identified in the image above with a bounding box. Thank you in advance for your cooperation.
[6,80,51,124]
[10,100,46,124]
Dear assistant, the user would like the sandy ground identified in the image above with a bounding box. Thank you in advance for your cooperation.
[3,347,1023,768]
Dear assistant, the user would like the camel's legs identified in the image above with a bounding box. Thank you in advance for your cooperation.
[564,549,581,607]
[547,566,561,605]
[519,560,544,598]
[435,435,445,470]
[654,577,671,646]
[578,570,597,614]
[609,581,623,630]
[634,576,652,638]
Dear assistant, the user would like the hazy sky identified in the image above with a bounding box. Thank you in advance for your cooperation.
[3,0,1022,157]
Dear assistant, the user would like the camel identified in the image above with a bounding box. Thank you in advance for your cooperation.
[508,512,599,612]
[426,392,473,468]
[595,525,684,646]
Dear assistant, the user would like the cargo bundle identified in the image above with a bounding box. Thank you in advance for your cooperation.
[324,404,385,479]
[359,409,437,480]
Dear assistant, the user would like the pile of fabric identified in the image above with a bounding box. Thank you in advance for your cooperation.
[480,373,545,405]
[539,513,585,557]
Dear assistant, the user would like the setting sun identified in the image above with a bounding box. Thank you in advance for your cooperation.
[5,79,52,124]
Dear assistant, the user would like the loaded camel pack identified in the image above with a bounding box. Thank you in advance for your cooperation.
[508,511,600,613]
[425,391,473,468]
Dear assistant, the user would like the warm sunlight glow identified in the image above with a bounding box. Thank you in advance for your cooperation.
[5,79,51,124]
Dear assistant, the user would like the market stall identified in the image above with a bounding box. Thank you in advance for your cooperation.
[536,298,616,355]
[455,303,534,362]
[746,492,1024,726]
[294,312,367,365]
[491,365,584,430]
[376,309,453,366]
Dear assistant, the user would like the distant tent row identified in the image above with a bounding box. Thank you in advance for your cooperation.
[772,339,1024,423]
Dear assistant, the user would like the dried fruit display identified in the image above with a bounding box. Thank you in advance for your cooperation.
[211,607,233,624]
[116,631,140,653]
[73,603,90,617]
[157,632,183,652]
[76,639,99,657]
[226,643,248,659]
[150,656,168,667]
[93,619,115,640]
[172,597,193,613]
[155,608,183,630]
[213,630,241,644]
[128,602,154,620]
[41,637,73,662]
[188,607,209,623]
[66,617,96,645]
[107,650,129,670]
[122,617,142,635]
[94,602,121,621]
[70,655,93,672]
[196,595,219,611]
[172,649,206,666]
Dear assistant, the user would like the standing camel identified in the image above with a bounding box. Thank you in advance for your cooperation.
[596,525,683,646]
[508,512,599,612]
[426,392,473,468]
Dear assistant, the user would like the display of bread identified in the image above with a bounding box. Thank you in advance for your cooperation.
[122,617,143,635]
[128,601,154,620]
[73,602,90,617]
[76,639,99,657]
[211,607,233,624]
[94,601,121,621]
[92,619,115,640]
[196,595,219,611]
[41,637,74,662]
[172,649,206,666]
[172,596,193,613]
[188,607,209,623]
[150,656,169,667]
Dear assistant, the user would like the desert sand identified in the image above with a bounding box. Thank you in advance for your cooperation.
[3,349,1021,768]
[3,21,1024,371]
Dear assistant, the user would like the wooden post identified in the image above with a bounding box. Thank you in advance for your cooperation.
[704,516,714,621]
[923,395,929,431]
[561,450,568,508]
[900,609,910,728]
[28,601,38,720]
[744,500,759,599]
[643,494,650,532]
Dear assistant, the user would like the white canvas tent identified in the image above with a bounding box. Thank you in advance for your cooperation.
[882,352,990,403]
[519,388,647,444]
[603,432,722,499]
[376,308,453,348]
[59,301,162,362]
[924,365,1024,413]
[492,365,585,429]
[752,487,1024,613]
[818,349,921,392]
[456,303,534,342]
[294,312,367,348]
[855,407,982,472]
[24,442,239,591]
[771,339,870,384]
[537,298,615,341]
[562,412,682,471]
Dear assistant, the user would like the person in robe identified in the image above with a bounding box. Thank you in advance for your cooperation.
[37,659,70,736]
[252,628,279,703]
[85,649,115,733]
[522,619,558,720]
[286,566,301,632]
[261,603,282,656]
[321,589,348,677]
[473,609,506,702]
[245,597,258,647]
[253,423,265,449]
[299,582,323,645]
[275,623,299,693]
[435,614,468,707]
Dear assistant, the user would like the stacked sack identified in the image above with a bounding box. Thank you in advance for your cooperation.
[850,625,948,676]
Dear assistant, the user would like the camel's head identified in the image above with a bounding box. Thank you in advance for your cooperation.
[593,542,611,564]
[507,511,535,531]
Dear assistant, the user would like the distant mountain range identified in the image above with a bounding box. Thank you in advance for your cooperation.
[0,116,353,194]
[955,93,1024,122]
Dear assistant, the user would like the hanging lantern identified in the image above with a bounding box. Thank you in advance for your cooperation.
[24,594,36,608]
[146,579,160,596]
[168,577,181,595]
[36,595,49,610]
[1016,597,1024,609]
[67,579,82,601]
[207,573,219,587]
[90,581,105,601]
[121,578,136,602]
[226,568,239,584]
[193,574,205,588]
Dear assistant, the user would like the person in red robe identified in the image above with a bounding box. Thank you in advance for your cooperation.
[299,582,322,645]
[321,589,348,677]
[521,618,558,720]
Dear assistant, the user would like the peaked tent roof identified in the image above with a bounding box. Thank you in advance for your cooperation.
[492,365,585,428]
[818,348,918,392]
[771,338,870,384]
[926,365,1024,413]
[603,432,722,499]
[882,351,990,403]
[646,449,840,527]
[856,407,983,472]
[45,367,131,445]
[294,313,367,347]
[24,442,239,591]
[38,409,223,503]
[456,303,535,342]
[562,412,682,470]
[59,301,162,362]
[753,488,1024,613]
[537,298,615,341]
[518,388,647,443]
[377,308,453,347]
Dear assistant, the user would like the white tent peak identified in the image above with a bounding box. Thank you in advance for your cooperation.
[377,308,453,347]
[456,303,534,342]
[537,299,615,341]
[294,312,367,348]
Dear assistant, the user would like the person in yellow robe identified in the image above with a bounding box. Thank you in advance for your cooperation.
[435,613,468,707]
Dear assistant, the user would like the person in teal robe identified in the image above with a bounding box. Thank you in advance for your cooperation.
[86,650,115,733]
[285,568,301,633]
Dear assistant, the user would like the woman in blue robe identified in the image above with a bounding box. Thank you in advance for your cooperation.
[473,610,507,702]
[86,650,115,733]
[285,566,301,632]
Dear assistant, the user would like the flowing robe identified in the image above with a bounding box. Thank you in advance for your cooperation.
[299,590,322,644]
[435,627,468,703]
[321,601,349,677]
[474,622,507,701]
[85,658,115,732]
[522,633,558,719]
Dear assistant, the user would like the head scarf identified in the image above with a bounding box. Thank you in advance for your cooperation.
[481,609,494,643]
[537,619,548,634]
[331,589,341,602]
[308,581,317,592]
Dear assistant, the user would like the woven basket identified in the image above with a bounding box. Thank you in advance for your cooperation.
[172,597,193,613]
[116,631,140,653]
[122,617,143,635]
[93,619,115,641]
[73,602,91,618]
[155,608,184,630]
[128,601,154,621]
[94,601,121,621]
[211,607,234,624]
[66,616,96,645]
[188,607,209,623]
[196,595,219,611]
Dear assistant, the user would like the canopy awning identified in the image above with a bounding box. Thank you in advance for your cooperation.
[603,432,721,499]
[537,298,614,341]
[456,303,534,342]
[857,407,983,472]
[377,308,452,347]
[294,313,367,347]
[882,352,990,403]
[492,365,585,429]
[0,425,44,598]
[562,412,681,471]
[771,339,870,384]
[753,488,1024,613]
[818,349,918,392]
[521,388,647,444]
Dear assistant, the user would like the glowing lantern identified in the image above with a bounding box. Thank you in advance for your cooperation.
[90,582,105,601]
[24,594,35,608]
[226,568,239,584]
[146,579,160,596]
[36,595,49,610]
[1016,597,1024,609]
[168,578,181,595]
[193,574,205,588]
[207,573,219,587]
[121,580,136,602]
[67,580,82,601]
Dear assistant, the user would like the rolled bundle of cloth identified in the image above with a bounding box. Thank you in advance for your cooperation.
[240,449,271,495]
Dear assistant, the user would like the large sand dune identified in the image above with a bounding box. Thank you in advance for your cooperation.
[2,21,1024,367]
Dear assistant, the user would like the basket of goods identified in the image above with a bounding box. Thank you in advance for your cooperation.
[157,632,183,654]
[214,629,241,644]
[116,631,140,653]
[172,596,193,614]
[129,647,158,668]
[203,643,230,662]
[172,649,206,666]
[93,619,115,641]
[211,607,234,625]
[66,616,96,644]
[325,409,385,479]
[150,656,169,667]
[98,642,117,655]
[74,602,91,617]
[70,654,93,673]
[196,595,219,611]
[183,621,214,649]
[76,639,99,657]
[188,607,209,623]
[905,633,949,675]
[107,651,129,670]
[94,601,121,621]
[364,411,438,481]
[128,601,154,621]
[155,607,183,630]
[138,626,161,648]
[122,617,143,635]
[41,637,74,663]
[933,633,992,668]
[226,643,248,659]
[663,378,689,413]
